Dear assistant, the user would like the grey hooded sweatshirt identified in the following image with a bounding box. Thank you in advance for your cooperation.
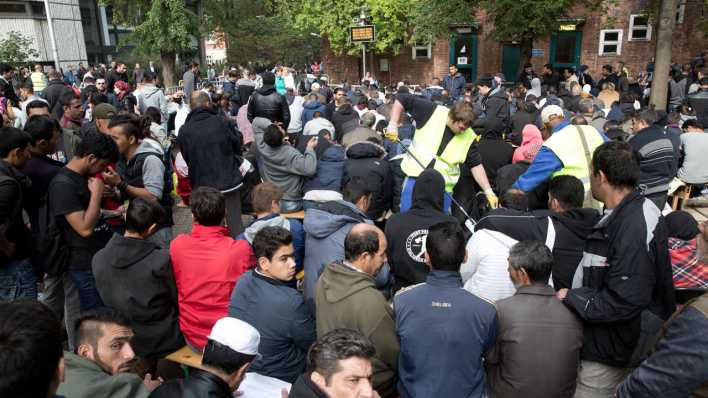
[252,117,317,201]
[137,84,168,122]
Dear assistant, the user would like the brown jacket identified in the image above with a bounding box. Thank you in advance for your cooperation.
[486,284,583,398]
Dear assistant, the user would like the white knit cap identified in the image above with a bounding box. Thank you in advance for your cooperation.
[541,105,565,124]
[207,317,261,356]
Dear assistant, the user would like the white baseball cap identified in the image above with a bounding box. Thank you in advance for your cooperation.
[207,317,261,357]
[541,105,565,124]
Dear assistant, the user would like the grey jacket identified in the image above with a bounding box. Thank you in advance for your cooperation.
[253,117,317,200]
[486,284,583,398]
[57,352,150,398]
[137,85,168,122]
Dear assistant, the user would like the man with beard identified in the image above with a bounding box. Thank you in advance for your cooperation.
[57,309,163,397]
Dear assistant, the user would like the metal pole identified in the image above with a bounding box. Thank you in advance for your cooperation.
[362,43,366,82]
[43,0,61,71]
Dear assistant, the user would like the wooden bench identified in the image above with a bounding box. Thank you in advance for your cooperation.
[165,346,203,369]
[282,210,305,220]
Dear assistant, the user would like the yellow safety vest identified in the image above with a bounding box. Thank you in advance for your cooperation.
[400,105,476,192]
[543,124,605,209]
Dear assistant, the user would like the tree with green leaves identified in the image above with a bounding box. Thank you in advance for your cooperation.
[0,31,40,67]
[99,0,196,87]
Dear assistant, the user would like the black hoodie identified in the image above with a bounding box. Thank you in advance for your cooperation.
[384,169,458,292]
[91,234,184,358]
[344,141,392,221]
[475,207,600,290]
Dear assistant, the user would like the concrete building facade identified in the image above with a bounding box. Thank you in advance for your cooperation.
[323,0,706,86]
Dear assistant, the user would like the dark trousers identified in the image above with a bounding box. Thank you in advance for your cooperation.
[68,270,103,312]
[646,192,668,211]
[223,188,243,238]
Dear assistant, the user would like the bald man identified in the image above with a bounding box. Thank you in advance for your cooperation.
[315,224,399,398]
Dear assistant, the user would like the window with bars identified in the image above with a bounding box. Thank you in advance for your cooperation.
[411,43,432,60]
[599,29,623,56]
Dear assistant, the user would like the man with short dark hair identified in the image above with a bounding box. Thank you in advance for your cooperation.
[136,73,167,122]
[557,141,676,398]
[45,70,72,119]
[151,317,260,398]
[252,119,317,212]
[316,224,397,397]
[92,198,184,361]
[248,71,291,127]
[170,187,254,350]
[182,63,199,100]
[289,329,377,398]
[395,221,498,398]
[0,300,65,398]
[59,92,84,161]
[473,74,510,139]
[229,226,315,383]
[0,63,20,104]
[57,308,158,397]
[178,91,245,236]
[442,64,465,101]
[487,240,583,398]
[49,131,119,312]
[542,64,561,91]
[0,127,35,301]
[628,110,680,209]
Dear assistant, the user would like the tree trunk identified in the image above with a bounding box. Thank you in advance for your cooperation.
[649,0,679,110]
[160,50,177,89]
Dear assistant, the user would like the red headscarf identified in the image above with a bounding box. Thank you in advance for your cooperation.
[114,80,130,99]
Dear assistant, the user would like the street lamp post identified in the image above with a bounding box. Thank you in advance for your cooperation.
[43,0,61,71]
[358,7,368,81]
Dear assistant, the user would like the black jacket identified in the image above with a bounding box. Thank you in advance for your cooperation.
[44,79,72,119]
[288,373,328,398]
[177,107,243,191]
[150,368,232,398]
[247,85,290,127]
[628,125,680,197]
[688,89,708,127]
[344,142,392,221]
[474,86,510,137]
[510,105,539,146]
[92,234,183,358]
[477,136,514,187]
[384,169,458,292]
[565,190,676,367]
[331,105,359,140]
[0,161,33,264]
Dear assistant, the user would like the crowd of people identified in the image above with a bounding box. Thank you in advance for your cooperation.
[0,53,707,398]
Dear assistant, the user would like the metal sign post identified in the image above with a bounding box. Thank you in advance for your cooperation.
[350,7,374,82]
[43,0,61,71]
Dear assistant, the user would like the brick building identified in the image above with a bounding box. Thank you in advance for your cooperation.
[322,0,706,87]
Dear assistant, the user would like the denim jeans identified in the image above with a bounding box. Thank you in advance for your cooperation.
[68,270,103,312]
[0,258,37,301]
[41,272,81,351]
[281,199,303,213]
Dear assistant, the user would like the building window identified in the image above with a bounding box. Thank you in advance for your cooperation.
[599,29,622,56]
[0,2,30,16]
[629,15,651,41]
[676,0,687,24]
[411,43,431,60]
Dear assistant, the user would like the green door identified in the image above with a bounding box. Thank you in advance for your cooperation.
[449,34,478,83]
[501,45,521,82]
[549,31,582,71]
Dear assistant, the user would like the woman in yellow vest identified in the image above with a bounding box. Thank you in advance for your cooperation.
[511,105,607,209]
[387,93,498,213]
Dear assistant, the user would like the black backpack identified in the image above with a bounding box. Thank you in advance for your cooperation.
[37,179,70,276]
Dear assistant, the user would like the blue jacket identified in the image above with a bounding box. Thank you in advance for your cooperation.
[303,145,345,193]
[301,101,328,127]
[394,270,498,398]
[236,214,305,272]
[228,270,316,383]
[443,73,466,100]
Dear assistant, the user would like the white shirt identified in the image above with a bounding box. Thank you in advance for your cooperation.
[460,229,517,302]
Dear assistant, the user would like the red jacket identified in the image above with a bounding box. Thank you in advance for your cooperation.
[170,224,255,349]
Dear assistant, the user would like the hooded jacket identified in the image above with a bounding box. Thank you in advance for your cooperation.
[56,352,150,398]
[0,160,33,264]
[302,138,345,194]
[136,84,167,122]
[315,261,399,398]
[44,79,72,119]
[300,100,328,127]
[331,105,360,141]
[177,107,243,191]
[384,169,458,292]
[474,86,510,137]
[253,117,317,201]
[303,200,370,309]
[288,373,329,398]
[344,141,392,221]
[238,213,305,271]
[247,85,290,127]
[92,234,184,358]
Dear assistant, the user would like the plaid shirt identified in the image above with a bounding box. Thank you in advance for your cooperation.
[669,238,708,289]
